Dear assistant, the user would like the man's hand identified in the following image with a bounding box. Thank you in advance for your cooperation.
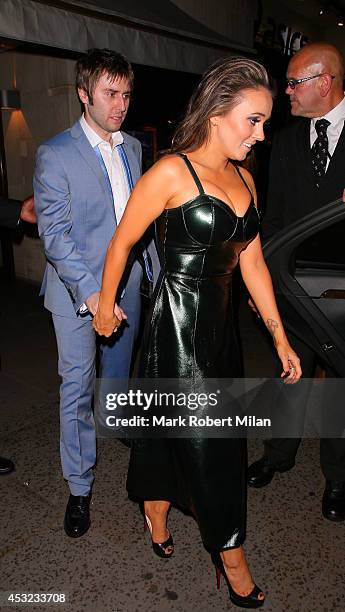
[20,195,37,224]
[342,188,345,202]
[85,291,100,316]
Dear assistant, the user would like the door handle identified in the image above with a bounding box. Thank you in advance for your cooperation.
[320,289,345,299]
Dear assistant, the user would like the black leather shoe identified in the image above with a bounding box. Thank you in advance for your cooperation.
[322,480,345,522]
[0,457,15,475]
[247,455,294,488]
[64,494,91,537]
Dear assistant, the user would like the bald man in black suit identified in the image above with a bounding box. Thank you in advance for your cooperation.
[248,42,345,522]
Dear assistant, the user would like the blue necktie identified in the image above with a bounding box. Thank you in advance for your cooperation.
[94,144,117,224]
[117,143,153,283]
[95,142,153,283]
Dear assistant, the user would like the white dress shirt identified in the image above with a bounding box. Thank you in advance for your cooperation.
[310,95,345,171]
[79,114,129,222]
[78,115,130,312]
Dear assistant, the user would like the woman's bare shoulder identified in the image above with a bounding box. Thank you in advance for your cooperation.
[144,153,186,180]
[134,154,187,205]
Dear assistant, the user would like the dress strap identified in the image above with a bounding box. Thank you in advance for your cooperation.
[235,165,253,198]
[178,153,205,195]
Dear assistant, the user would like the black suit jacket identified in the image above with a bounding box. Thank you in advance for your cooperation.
[263,117,345,240]
[0,197,21,230]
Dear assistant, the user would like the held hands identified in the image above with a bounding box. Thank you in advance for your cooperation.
[93,302,127,337]
[86,291,127,336]
[275,342,302,384]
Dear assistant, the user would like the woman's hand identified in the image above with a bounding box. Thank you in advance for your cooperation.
[93,303,127,337]
[275,342,302,384]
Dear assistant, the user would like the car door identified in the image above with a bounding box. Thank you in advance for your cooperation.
[263,197,345,376]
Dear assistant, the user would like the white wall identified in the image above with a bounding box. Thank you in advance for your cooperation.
[0,52,80,283]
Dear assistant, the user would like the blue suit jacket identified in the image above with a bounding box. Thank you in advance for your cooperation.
[34,120,157,318]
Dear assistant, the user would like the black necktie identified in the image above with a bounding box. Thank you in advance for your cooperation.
[311,118,330,181]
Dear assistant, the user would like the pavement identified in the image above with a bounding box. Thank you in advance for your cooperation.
[0,278,343,612]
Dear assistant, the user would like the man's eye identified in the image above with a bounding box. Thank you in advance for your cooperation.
[105,91,130,100]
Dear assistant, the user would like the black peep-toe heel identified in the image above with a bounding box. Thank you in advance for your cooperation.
[143,513,174,559]
[212,551,265,609]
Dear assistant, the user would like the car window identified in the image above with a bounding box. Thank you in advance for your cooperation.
[295,220,345,267]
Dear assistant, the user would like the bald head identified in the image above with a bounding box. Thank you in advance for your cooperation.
[287,42,344,117]
[292,43,344,82]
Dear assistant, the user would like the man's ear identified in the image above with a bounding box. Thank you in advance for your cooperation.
[319,73,333,98]
[78,87,89,105]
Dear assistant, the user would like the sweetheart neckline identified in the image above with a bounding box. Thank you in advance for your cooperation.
[165,193,256,220]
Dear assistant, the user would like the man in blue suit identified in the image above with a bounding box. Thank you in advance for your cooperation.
[34,49,158,537]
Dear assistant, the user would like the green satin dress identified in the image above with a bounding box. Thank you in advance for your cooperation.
[127,154,260,550]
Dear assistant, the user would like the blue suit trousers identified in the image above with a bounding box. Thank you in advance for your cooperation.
[52,262,142,495]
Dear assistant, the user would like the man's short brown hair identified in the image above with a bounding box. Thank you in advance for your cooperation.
[76,48,134,104]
